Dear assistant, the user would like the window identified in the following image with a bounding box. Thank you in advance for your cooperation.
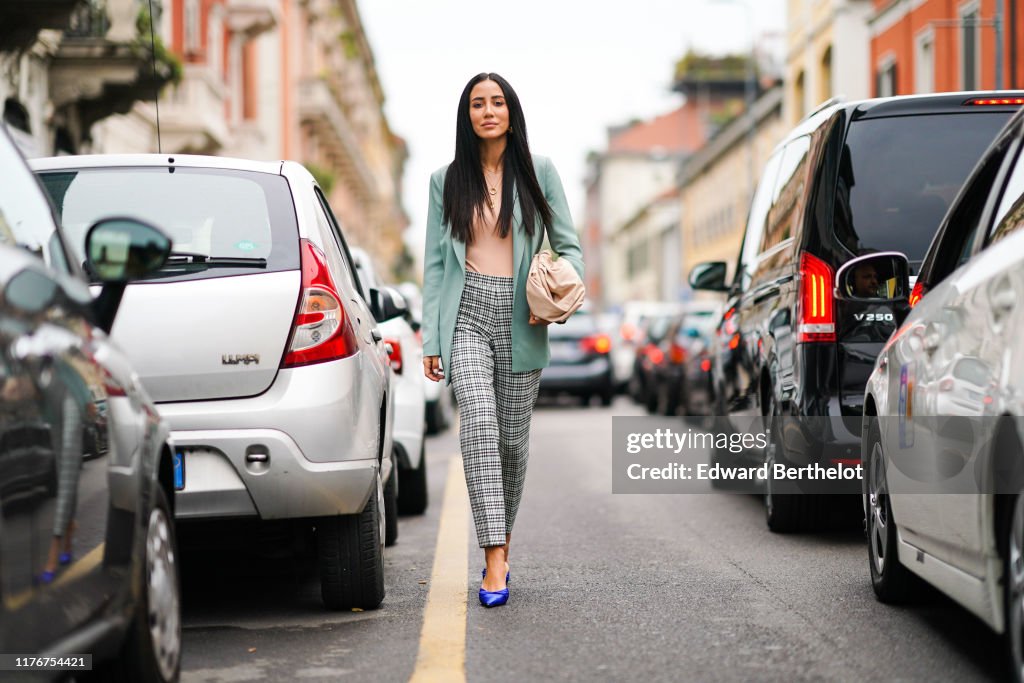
[988,151,1024,247]
[208,7,223,77]
[794,71,806,120]
[184,0,200,53]
[820,46,833,103]
[961,3,980,90]
[915,31,935,93]
[314,187,364,299]
[762,136,810,252]
[737,151,783,290]
[876,56,897,97]
[833,112,1011,262]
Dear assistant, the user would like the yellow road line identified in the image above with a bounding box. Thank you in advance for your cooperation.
[409,456,468,683]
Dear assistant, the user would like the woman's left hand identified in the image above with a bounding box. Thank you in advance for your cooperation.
[529,313,551,326]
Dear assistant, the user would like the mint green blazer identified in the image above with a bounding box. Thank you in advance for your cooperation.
[421,155,585,384]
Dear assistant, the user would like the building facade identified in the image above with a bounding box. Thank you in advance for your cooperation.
[679,86,787,288]
[870,0,1024,96]
[786,0,872,123]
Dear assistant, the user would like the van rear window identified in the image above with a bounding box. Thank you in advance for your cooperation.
[835,112,1012,263]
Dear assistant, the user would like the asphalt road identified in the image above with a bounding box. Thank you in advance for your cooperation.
[177,397,1005,682]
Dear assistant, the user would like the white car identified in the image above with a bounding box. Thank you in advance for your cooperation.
[861,108,1024,680]
[397,281,454,434]
[350,248,428,516]
[32,154,401,610]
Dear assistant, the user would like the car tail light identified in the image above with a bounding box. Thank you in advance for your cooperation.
[965,97,1024,106]
[643,344,664,366]
[700,358,712,372]
[797,252,835,343]
[621,322,637,342]
[939,378,954,392]
[581,333,611,354]
[669,343,687,364]
[282,239,359,368]
[909,281,924,308]
[386,339,403,374]
[728,333,740,350]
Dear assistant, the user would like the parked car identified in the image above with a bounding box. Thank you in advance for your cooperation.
[0,126,181,680]
[612,301,683,394]
[861,105,1024,680]
[539,308,614,406]
[650,301,721,417]
[397,281,454,435]
[350,248,429,518]
[689,91,1024,531]
[32,154,403,610]
[629,311,678,411]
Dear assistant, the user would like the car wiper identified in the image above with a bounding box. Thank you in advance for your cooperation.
[163,252,267,268]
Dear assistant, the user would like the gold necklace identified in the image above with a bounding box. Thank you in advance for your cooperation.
[483,167,502,210]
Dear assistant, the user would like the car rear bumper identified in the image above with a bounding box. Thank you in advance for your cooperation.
[157,354,388,521]
[172,430,378,519]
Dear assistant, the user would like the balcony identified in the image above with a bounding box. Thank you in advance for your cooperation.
[49,0,178,132]
[157,64,231,153]
[0,0,84,51]
[226,0,278,38]
[298,77,376,201]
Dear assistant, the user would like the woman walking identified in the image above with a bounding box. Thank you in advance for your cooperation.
[421,72,584,607]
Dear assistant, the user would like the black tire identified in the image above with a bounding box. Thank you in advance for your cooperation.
[425,400,447,435]
[644,380,659,414]
[864,417,922,601]
[600,386,614,407]
[317,474,385,610]
[763,392,820,533]
[113,485,181,683]
[398,443,428,515]
[383,465,398,547]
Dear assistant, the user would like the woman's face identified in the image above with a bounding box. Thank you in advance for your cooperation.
[469,79,510,141]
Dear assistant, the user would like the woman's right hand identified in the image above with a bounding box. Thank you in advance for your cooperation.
[423,355,444,382]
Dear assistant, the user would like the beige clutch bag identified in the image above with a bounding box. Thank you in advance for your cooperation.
[525,251,585,323]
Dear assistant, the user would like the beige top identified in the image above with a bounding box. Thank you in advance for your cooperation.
[465,194,513,277]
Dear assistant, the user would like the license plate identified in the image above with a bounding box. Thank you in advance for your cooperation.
[173,451,185,491]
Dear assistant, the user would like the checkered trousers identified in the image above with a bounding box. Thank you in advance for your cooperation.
[450,271,542,548]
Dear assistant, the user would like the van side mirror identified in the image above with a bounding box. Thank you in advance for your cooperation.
[834,252,910,302]
[688,262,729,292]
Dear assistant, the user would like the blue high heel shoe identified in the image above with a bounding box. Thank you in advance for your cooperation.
[479,567,510,607]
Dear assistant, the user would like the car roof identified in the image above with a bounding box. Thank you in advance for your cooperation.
[778,90,1024,148]
[29,153,286,175]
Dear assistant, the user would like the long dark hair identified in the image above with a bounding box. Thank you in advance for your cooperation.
[442,72,552,244]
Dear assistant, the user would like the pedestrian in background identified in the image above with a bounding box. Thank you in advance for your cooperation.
[420,72,584,607]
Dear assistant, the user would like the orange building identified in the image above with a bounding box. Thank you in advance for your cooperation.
[870,0,1024,95]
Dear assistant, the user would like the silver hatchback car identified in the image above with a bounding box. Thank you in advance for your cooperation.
[31,155,401,610]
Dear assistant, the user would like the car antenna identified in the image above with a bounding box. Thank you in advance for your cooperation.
[146,0,163,154]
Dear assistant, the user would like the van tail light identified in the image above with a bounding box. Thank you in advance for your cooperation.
[797,252,836,343]
[282,239,359,368]
[909,281,924,308]
[669,343,687,365]
[581,333,611,354]
[700,358,712,372]
[643,344,664,366]
[386,339,403,374]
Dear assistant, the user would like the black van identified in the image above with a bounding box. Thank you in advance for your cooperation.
[690,92,1024,532]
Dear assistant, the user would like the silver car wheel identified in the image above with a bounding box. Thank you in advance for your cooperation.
[146,505,181,681]
[1010,495,1024,680]
[868,441,888,576]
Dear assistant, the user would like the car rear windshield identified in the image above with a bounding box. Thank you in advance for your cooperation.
[550,312,597,339]
[835,111,1012,263]
[37,167,299,282]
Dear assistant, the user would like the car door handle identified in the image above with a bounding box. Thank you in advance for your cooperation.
[371,328,383,342]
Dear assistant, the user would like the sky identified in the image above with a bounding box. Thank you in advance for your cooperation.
[358,0,787,266]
